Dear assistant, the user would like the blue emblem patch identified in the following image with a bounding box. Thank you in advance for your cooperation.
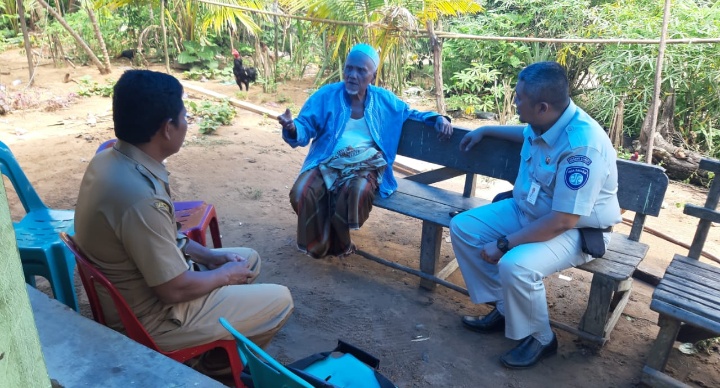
[567,155,592,165]
[565,166,590,190]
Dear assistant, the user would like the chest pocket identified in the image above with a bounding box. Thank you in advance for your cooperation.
[533,161,557,187]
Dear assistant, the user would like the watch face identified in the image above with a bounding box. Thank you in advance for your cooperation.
[497,237,509,252]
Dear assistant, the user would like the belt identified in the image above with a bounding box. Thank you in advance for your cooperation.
[601,226,613,233]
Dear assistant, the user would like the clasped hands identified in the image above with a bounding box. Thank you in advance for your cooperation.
[480,241,503,265]
[204,251,255,285]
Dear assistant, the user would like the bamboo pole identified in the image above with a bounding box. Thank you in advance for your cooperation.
[86,4,111,73]
[181,82,280,117]
[643,0,672,164]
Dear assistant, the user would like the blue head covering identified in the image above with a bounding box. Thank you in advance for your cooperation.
[348,43,380,70]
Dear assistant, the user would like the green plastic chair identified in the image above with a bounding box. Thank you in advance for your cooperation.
[0,140,78,311]
[219,317,313,388]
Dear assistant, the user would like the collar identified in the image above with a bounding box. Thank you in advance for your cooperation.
[538,100,576,147]
[115,140,170,185]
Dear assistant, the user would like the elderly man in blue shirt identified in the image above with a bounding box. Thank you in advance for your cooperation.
[277,43,452,259]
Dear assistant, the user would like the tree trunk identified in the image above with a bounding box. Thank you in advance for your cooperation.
[426,20,446,115]
[17,0,35,85]
[160,0,170,73]
[86,4,111,73]
[36,0,109,74]
[638,94,711,185]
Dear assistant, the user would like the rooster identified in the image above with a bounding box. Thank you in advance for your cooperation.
[232,49,257,91]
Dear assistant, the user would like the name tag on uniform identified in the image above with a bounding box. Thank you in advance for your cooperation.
[527,181,541,205]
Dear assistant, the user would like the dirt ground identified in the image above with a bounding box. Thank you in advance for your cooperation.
[2,47,719,387]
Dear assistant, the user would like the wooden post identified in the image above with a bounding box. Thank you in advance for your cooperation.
[0,182,51,388]
[642,0,672,163]
[17,0,35,85]
[426,20,446,115]
[161,0,170,73]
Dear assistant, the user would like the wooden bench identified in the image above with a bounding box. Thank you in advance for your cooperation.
[356,120,669,345]
[642,158,720,387]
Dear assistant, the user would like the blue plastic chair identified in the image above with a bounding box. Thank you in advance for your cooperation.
[0,140,78,311]
[219,318,313,388]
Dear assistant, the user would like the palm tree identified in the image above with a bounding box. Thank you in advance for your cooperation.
[293,0,482,92]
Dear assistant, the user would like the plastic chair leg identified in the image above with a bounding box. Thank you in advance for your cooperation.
[209,216,222,248]
[48,243,79,311]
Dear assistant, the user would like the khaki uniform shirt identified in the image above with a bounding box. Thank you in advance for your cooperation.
[74,140,190,333]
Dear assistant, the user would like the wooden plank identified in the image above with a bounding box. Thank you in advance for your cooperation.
[462,173,477,198]
[578,257,636,281]
[419,222,443,290]
[700,158,720,175]
[579,274,616,337]
[649,296,720,334]
[644,315,683,375]
[354,249,470,296]
[664,260,720,291]
[656,282,720,316]
[405,167,464,185]
[684,204,720,223]
[395,179,490,209]
[181,82,281,117]
[641,366,690,388]
[374,193,461,227]
[655,277,720,310]
[603,282,632,339]
[549,319,606,344]
[436,258,459,280]
[616,159,669,216]
[605,234,648,261]
[662,271,720,296]
[397,121,522,184]
[669,254,720,277]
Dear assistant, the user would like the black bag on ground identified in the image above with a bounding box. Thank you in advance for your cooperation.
[286,340,396,388]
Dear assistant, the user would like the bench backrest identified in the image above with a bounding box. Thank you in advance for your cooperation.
[397,120,669,241]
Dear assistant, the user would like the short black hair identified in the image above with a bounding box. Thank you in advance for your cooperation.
[518,62,570,109]
[113,70,184,144]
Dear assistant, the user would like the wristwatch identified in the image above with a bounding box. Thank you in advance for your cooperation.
[497,236,511,253]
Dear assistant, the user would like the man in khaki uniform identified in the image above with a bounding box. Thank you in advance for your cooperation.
[74,70,293,375]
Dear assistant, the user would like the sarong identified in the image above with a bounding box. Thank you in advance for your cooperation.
[289,150,385,258]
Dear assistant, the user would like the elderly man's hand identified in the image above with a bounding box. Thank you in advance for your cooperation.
[435,116,453,141]
[278,108,295,133]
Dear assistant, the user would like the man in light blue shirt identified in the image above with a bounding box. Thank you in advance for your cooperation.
[278,43,452,259]
[450,62,621,369]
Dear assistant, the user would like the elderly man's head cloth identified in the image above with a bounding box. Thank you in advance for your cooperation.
[348,43,379,71]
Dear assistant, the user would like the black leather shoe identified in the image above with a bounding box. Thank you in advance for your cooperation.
[462,308,505,333]
[500,334,558,369]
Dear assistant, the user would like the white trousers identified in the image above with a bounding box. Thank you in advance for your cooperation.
[450,199,594,340]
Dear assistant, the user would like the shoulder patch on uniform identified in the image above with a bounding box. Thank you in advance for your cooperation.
[154,201,171,213]
[567,155,592,165]
[565,166,590,190]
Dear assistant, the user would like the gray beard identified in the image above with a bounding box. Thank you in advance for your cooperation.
[345,86,358,96]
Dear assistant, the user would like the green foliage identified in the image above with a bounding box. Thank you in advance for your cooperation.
[187,99,236,135]
[178,40,221,70]
[183,66,233,81]
[77,76,115,97]
[45,9,136,63]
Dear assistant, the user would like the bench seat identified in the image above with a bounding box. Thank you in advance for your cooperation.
[356,121,669,346]
[642,158,720,387]
[374,179,489,227]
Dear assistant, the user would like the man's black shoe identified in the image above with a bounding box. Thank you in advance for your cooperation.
[461,308,505,333]
[500,334,558,369]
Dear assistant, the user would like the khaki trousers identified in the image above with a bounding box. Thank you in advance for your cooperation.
[152,247,294,351]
